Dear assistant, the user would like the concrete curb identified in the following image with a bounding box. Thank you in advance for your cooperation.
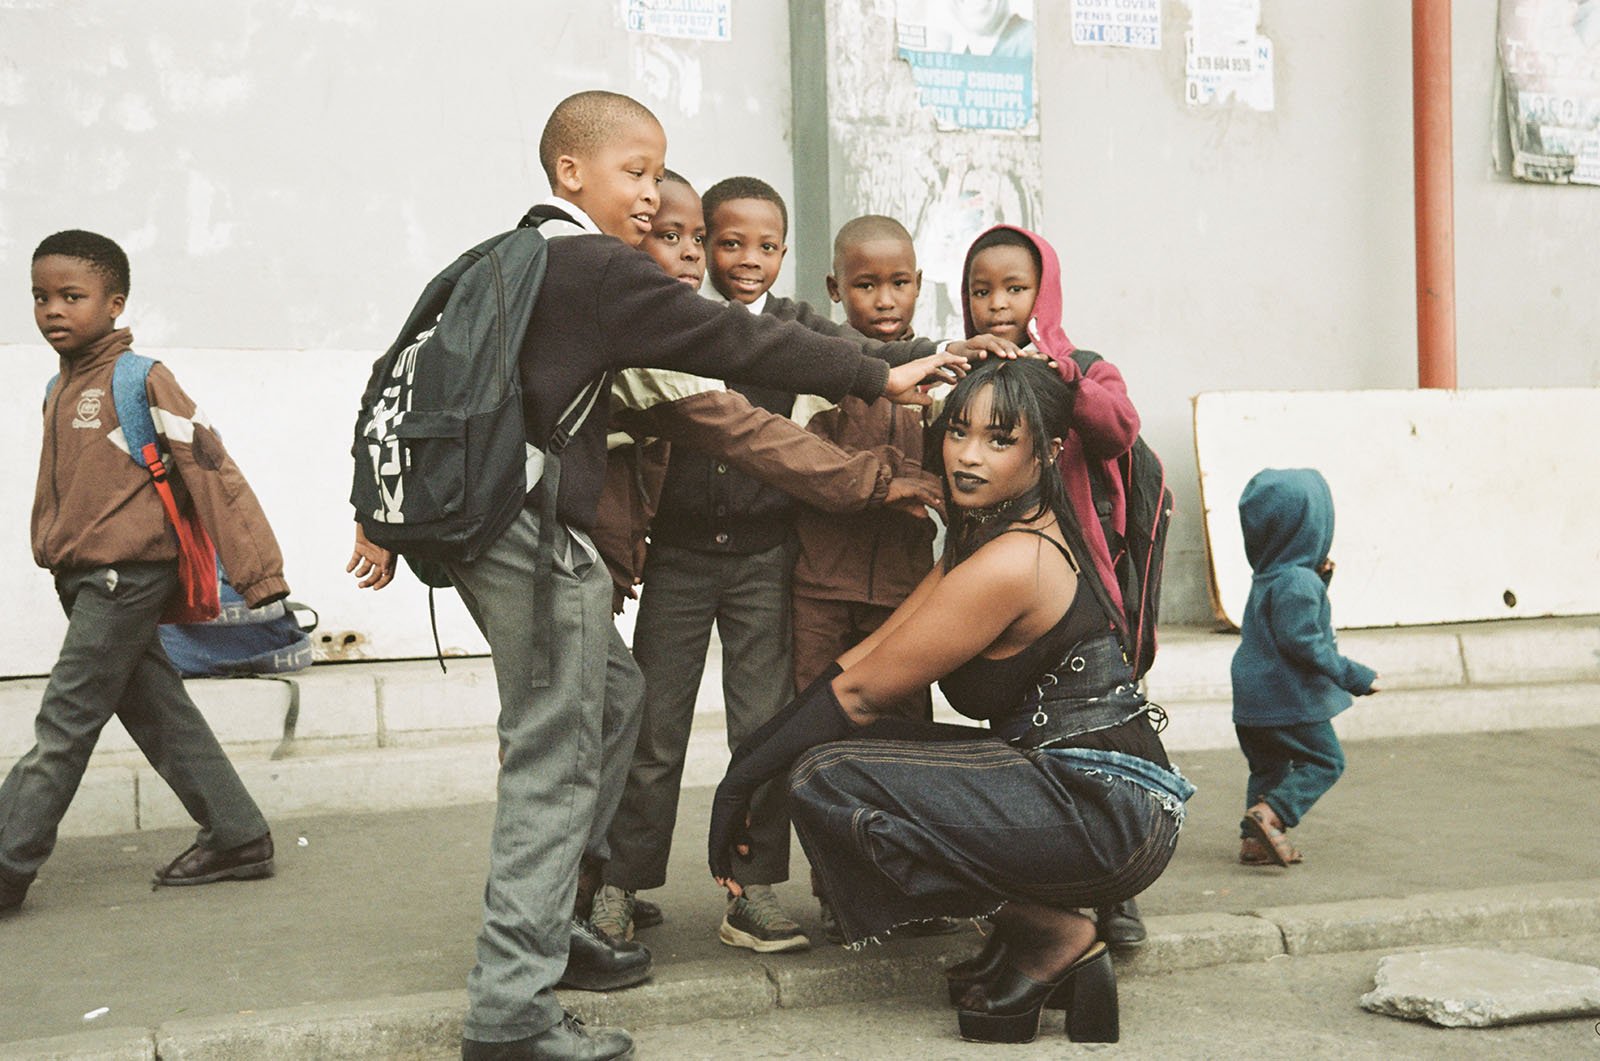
[6,879,1598,1060]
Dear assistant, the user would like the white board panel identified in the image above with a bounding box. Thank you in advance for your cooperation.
[1193,389,1600,630]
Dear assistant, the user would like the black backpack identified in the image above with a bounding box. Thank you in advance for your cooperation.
[351,206,604,587]
[1071,350,1173,680]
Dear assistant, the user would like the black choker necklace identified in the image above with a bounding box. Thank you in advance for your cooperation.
[963,493,1032,524]
[960,484,1044,525]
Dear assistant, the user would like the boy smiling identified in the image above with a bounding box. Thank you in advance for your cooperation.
[349,92,970,1061]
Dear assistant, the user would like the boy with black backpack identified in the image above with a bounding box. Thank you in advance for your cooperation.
[349,91,993,1061]
[3,230,287,917]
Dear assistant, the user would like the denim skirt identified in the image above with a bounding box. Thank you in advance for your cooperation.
[787,736,1180,945]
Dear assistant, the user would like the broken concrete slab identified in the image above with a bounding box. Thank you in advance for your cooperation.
[1360,947,1600,1027]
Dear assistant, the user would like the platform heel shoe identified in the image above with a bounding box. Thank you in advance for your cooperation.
[944,931,1009,1005]
[1045,940,1119,1042]
[956,941,1118,1044]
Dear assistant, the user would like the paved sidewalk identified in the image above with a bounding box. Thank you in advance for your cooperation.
[5,616,1598,844]
[3,726,1598,1058]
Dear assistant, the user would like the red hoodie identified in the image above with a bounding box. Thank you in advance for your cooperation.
[961,224,1140,615]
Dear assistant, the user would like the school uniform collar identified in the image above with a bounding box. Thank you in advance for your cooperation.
[532,196,602,235]
[720,291,769,315]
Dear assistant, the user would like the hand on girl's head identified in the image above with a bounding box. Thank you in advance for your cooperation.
[953,333,1022,360]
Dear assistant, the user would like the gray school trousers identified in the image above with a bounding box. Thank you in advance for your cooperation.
[0,562,268,886]
[447,506,640,1042]
[606,541,796,891]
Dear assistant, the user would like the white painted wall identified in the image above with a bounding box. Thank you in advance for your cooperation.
[1039,1,1600,623]
[1,1,792,676]
[818,2,1600,625]
[7,2,1598,673]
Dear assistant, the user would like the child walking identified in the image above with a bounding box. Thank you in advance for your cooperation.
[2,230,286,915]
[1231,468,1379,867]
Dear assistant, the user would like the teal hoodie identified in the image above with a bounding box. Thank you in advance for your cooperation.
[1230,469,1376,727]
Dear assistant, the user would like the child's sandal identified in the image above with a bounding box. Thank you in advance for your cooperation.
[1241,808,1299,868]
[1239,835,1302,866]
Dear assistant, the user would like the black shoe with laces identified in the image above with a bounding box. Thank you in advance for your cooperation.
[557,917,652,991]
[1095,898,1147,949]
[0,870,29,914]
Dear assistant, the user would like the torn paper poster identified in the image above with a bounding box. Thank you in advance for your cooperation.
[1071,0,1161,50]
[622,0,732,42]
[1497,0,1600,185]
[1189,0,1259,56]
[1186,31,1274,111]
[895,0,1037,132]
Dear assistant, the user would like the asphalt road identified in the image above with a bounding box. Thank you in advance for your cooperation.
[622,934,1600,1060]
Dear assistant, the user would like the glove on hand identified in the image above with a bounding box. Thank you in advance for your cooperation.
[852,715,990,743]
[710,663,850,880]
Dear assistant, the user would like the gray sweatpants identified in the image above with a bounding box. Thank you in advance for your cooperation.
[0,562,268,885]
[447,507,641,1042]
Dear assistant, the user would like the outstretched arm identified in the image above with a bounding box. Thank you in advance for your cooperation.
[708,534,1061,888]
[616,384,900,512]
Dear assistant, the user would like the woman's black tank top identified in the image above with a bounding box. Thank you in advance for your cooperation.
[937,528,1170,768]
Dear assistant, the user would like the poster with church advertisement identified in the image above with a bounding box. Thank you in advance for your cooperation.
[894,0,1038,133]
[1498,0,1600,184]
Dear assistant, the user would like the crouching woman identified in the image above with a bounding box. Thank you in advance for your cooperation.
[707,357,1191,1044]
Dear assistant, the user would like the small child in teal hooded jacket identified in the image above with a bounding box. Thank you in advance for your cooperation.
[1231,468,1378,867]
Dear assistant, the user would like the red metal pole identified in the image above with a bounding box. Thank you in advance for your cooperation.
[1413,0,1457,389]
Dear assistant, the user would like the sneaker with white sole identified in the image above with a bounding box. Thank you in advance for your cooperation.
[719,884,810,953]
[591,884,636,942]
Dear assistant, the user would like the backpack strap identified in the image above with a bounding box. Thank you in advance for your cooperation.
[43,373,60,409]
[518,202,579,230]
[528,373,613,683]
[111,352,161,468]
[110,352,218,617]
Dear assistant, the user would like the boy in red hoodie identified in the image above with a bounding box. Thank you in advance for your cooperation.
[961,223,1150,949]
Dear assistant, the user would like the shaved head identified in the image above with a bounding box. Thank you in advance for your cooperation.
[538,91,662,187]
[831,214,913,272]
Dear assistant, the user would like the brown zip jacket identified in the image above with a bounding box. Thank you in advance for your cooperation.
[32,329,289,607]
[792,394,937,607]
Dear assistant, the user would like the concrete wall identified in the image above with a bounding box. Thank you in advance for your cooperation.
[5,1,1597,674]
[818,0,1600,624]
[0,1,793,675]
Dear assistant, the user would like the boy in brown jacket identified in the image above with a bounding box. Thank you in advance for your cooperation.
[792,215,939,714]
[793,215,948,942]
[1,230,286,915]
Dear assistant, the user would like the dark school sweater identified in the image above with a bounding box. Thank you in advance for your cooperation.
[516,236,892,533]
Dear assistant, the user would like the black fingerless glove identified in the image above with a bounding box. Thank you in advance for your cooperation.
[852,716,991,743]
[709,663,850,880]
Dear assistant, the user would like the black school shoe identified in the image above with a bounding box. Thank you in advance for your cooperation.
[153,833,275,886]
[462,1012,633,1060]
[0,869,29,914]
[557,918,652,991]
[1095,898,1147,949]
[631,896,663,930]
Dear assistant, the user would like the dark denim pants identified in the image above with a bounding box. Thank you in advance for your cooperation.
[1235,720,1346,830]
[788,736,1179,945]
